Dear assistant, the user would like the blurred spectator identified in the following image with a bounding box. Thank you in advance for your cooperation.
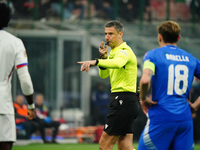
[91,83,110,125]
[67,0,87,20]
[14,95,36,139]
[190,0,200,21]
[50,0,87,20]
[92,0,114,20]
[37,0,52,20]
[175,0,190,21]
[131,0,140,20]
[144,0,152,22]
[31,93,60,143]
[51,0,71,20]
[150,0,165,20]
[130,0,152,21]
[11,0,33,19]
[118,0,133,22]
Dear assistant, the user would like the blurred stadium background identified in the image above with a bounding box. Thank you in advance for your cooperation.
[2,0,200,145]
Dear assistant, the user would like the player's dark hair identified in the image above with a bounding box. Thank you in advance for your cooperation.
[157,21,181,43]
[0,2,11,29]
[104,20,124,33]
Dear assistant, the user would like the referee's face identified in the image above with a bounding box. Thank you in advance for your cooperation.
[105,27,123,49]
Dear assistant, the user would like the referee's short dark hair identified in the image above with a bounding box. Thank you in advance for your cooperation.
[104,20,124,33]
[0,2,11,29]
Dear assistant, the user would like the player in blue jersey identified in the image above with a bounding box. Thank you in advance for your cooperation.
[137,21,200,150]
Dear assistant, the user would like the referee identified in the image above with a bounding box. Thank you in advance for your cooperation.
[78,20,139,150]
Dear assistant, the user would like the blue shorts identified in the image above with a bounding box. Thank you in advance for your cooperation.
[137,119,194,150]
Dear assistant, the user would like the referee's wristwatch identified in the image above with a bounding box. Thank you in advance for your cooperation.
[95,58,106,70]
[95,58,99,66]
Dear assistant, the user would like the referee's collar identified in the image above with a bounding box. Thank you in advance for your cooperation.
[112,42,126,51]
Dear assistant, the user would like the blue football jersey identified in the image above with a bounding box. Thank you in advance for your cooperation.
[143,45,200,123]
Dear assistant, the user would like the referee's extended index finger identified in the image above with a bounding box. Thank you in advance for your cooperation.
[77,61,84,64]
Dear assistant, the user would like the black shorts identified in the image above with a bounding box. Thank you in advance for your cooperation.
[104,92,139,136]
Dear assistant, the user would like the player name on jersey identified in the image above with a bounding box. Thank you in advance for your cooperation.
[165,54,189,62]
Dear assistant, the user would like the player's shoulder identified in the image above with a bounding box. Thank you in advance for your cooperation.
[119,42,131,50]
[144,48,158,58]
[120,43,135,55]
[2,30,22,43]
[179,48,192,55]
[2,30,15,38]
[177,47,195,60]
[117,43,133,56]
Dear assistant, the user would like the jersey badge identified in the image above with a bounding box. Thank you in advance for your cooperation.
[105,124,108,129]
[24,51,27,58]
[119,100,123,105]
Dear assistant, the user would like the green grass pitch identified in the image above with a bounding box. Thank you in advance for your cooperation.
[13,143,200,150]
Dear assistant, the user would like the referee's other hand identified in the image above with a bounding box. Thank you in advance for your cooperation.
[140,97,157,115]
